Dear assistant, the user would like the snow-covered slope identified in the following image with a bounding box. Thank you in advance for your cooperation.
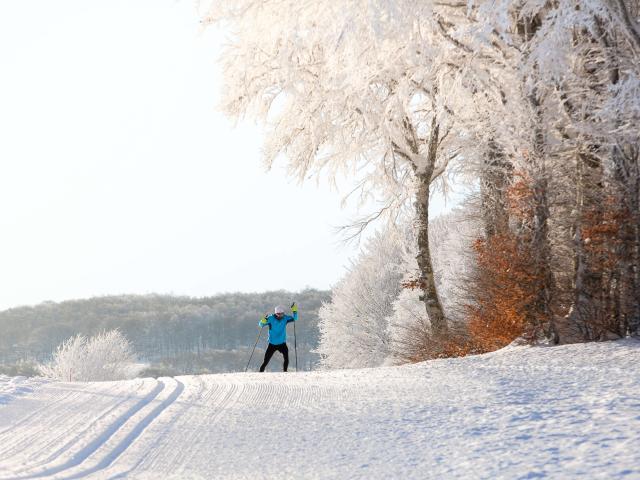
[0,340,638,479]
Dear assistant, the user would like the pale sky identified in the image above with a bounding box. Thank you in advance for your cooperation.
[0,0,453,311]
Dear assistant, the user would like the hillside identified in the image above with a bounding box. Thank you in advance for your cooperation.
[0,290,329,374]
[1,340,638,479]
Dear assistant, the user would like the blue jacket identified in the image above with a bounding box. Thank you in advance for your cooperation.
[258,312,297,345]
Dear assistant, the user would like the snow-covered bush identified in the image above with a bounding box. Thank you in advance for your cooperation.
[39,329,137,382]
[316,226,408,369]
[318,206,480,368]
[388,207,480,362]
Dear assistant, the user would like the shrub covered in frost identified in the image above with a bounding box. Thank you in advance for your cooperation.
[40,329,137,382]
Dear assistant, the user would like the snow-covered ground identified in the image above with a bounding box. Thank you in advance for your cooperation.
[0,340,638,479]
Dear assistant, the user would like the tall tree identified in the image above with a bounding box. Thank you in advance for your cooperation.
[203,0,489,334]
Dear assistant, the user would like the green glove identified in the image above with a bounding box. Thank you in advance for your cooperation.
[259,315,268,326]
[291,303,298,313]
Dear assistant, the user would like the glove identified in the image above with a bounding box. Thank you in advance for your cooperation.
[291,303,298,313]
[259,315,268,326]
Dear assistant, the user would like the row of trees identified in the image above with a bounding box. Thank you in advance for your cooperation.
[206,0,640,362]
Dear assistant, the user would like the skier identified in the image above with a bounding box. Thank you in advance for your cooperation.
[258,303,298,372]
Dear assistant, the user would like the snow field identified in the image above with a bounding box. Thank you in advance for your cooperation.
[0,340,639,479]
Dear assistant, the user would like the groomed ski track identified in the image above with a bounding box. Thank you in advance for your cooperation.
[1,341,639,479]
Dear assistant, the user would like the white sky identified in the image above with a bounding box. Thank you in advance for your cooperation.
[0,0,454,311]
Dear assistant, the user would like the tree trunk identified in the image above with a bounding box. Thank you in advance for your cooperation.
[415,170,447,336]
[615,144,640,335]
[529,173,557,342]
[527,85,557,343]
[480,140,511,238]
[567,152,605,340]
[413,119,448,337]
[632,151,640,335]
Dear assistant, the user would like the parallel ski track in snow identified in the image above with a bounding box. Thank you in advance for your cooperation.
[0,380,144,474]
[0,380,149,476]
[101,376,212,479]
[1,340,639,479]
[0,381,79,439]
[55,378,184,480]
[0,378,183,480]
[107,376,246,479]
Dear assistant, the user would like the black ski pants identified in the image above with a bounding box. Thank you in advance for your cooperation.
[260,342,289,372]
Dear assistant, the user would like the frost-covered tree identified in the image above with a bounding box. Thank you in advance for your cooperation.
[202,0,506,336]
[389,206,480,362]
[40,330,137,382]
[318,206,479,367]
[316,226,407,369]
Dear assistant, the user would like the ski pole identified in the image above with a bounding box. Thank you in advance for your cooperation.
[245,326,263,373]
[294,321,298,372]
[291,302,298,372]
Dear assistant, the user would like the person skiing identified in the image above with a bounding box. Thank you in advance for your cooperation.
[258,303,298,372]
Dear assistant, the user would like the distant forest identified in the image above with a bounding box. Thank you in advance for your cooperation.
[0,289,329,375]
